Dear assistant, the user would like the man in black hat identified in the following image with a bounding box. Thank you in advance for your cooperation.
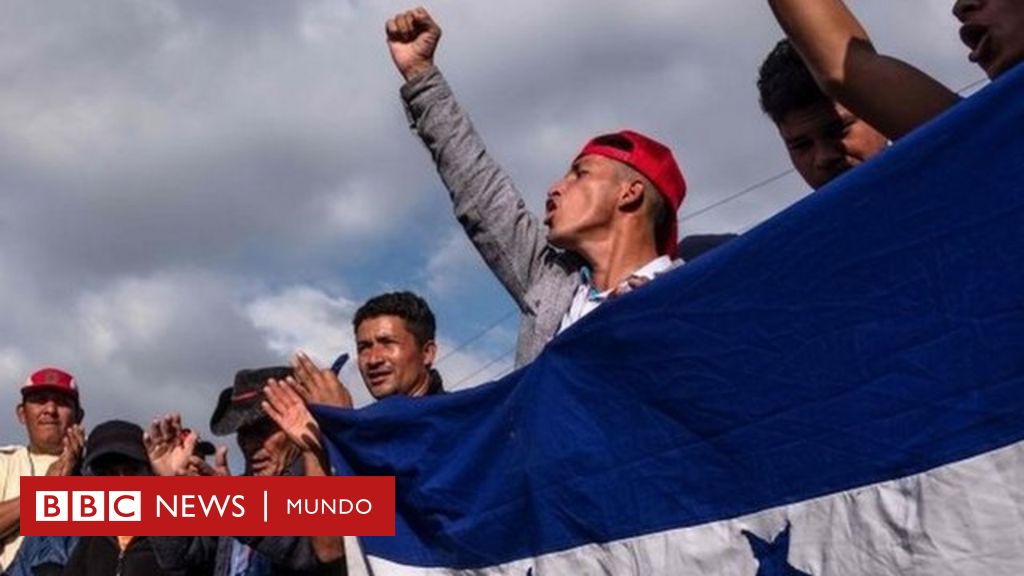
[146,369,340,576]
[209,366,302,478]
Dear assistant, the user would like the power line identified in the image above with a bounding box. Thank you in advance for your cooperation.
[450,346,516,389]
[483,357,517,383]
[493,363,517,381]
[678,168,796,225]
[435,308,517,369]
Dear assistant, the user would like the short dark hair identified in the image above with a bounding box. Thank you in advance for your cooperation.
[757,39,831,124]
[353,291,436,346]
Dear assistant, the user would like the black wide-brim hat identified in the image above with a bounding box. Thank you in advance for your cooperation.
[210,366,293,436]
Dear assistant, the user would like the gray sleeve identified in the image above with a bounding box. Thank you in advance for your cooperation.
[401,67,550,313]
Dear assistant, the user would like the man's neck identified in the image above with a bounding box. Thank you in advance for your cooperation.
[580,235,660,292]
[28,443,60,457]
[406,372,434,398]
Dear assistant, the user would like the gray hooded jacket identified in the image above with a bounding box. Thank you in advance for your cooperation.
[401,67,584,367]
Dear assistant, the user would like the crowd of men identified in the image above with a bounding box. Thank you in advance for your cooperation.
[2,0,1020,574]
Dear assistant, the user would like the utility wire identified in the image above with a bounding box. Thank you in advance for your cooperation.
[679,168,796,225]
[435,308,517,368]
[450,346,516,389]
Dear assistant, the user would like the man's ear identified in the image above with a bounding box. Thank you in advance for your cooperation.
[619,180,646,211]
[422,339,438,367]
[16,403,26,426]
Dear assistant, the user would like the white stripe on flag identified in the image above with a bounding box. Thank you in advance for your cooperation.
[361,439,1024,575]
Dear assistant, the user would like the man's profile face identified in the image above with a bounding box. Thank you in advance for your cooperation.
[356,315,435,399]
[237,418,296,477]
[777,102,888,190]
[954,0,1024,78]
[544,155,624,251]
[17,390,77,455]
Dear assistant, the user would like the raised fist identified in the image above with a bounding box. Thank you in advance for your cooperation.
[386,7,442,81]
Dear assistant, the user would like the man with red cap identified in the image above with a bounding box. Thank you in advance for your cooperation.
[386,8,687,368]
[0,367,85,571]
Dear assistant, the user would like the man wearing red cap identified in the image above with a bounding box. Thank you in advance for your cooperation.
[0,367,85,571]
[386,8,687,368]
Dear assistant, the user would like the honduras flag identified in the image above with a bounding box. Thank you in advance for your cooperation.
[316,63,1024,575]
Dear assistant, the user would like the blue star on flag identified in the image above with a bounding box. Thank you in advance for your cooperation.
[742,523,812,576]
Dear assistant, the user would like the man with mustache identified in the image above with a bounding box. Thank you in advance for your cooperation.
[271,291,445,411]
[241,291,446,574]
[0,368,85,572]
[766,0,1024,140]
[349,291,443,401]
[386,8,687,368]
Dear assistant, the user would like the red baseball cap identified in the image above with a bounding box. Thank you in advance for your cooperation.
[577,130,686,257]
[22,367,79,401]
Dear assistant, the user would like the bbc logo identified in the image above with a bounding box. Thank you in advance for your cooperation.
[36,491,142,522]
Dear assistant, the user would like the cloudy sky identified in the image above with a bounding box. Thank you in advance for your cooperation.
[0,0,981,455]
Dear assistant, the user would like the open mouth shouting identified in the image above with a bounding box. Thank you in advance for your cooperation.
[960,22,994,70]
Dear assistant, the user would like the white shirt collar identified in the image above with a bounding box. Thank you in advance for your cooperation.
[558,255,674,335]
[579,255,674,301]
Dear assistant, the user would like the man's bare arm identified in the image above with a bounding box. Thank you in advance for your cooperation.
[0,497,20,540]
[768,0,960,139]
[301,452,345,564]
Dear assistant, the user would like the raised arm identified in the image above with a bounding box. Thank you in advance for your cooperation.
[768,0,961,140]
[387,8,554,311]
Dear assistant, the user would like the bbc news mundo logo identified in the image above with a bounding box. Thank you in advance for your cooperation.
[36,491,142,522]
[21,476,394,536]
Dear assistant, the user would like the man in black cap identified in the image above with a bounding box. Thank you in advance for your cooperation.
[81,419,152,476]
[10,421,209,576]
[59,420,187,576]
